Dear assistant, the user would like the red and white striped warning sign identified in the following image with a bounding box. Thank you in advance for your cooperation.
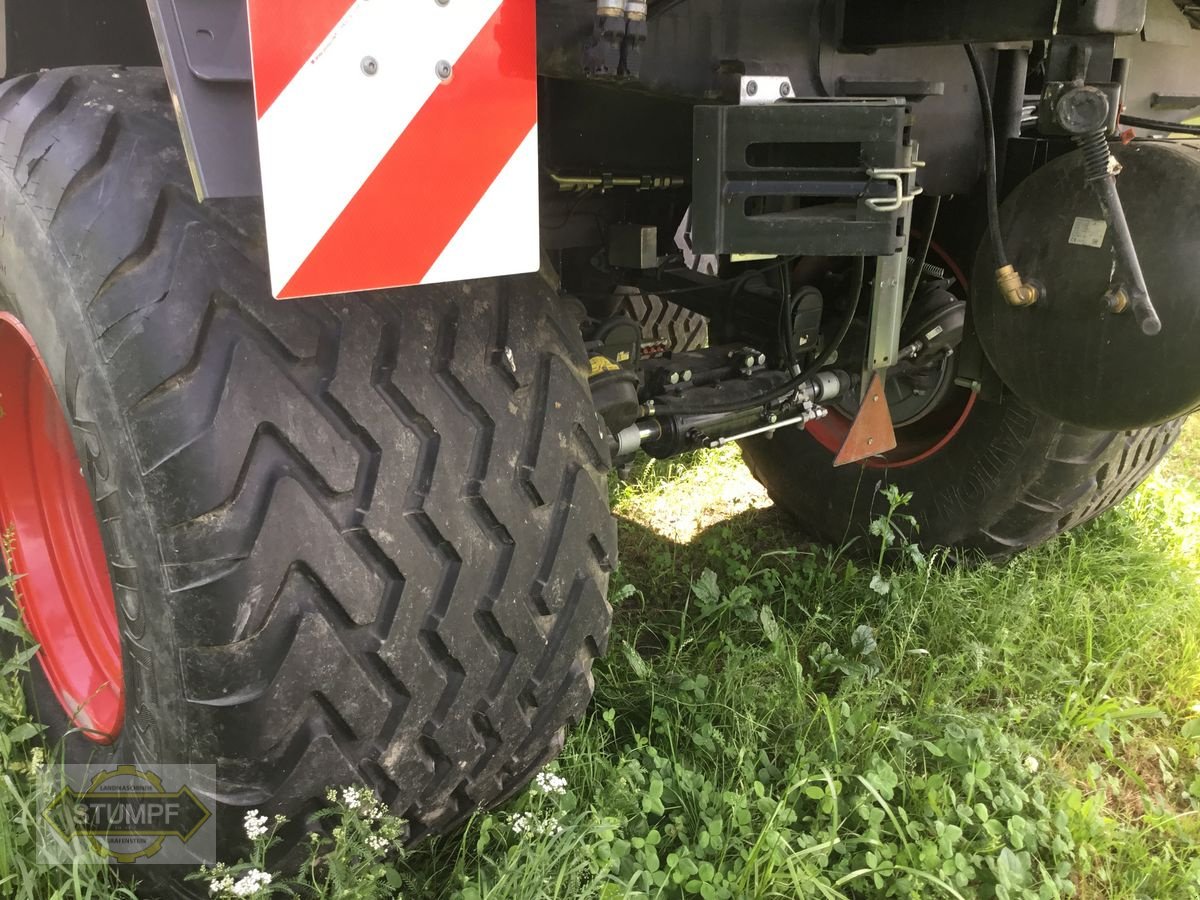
[247,0,540,299]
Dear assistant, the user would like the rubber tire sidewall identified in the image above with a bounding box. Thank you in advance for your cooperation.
[741,388,1177,556]
[0,70,618,891]
[0,138,193,789]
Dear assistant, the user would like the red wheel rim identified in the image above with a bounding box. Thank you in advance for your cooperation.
[806,390,977,469]
[806,239,977,468]
[0,313,124,741]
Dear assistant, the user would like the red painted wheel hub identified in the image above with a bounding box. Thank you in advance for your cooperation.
[807,239,977,468]
[0,313,124,741]
[806,390,977,469]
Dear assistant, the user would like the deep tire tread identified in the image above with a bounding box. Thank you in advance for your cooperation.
[0,67,614,846]
[743,387,1183,560]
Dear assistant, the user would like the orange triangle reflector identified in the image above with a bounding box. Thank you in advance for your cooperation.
[833,372,897,467]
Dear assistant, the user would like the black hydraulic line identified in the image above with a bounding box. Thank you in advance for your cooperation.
[779,264,799,373]
[965,44,1039,307]
[803,256,866,379]
[654,257,866,416]
[965,44,1008,269]
[1119,114,1200,136]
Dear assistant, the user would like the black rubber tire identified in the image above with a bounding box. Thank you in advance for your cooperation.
[0,66,614,860]
[617,291,708,352]
[741,388,1184,560]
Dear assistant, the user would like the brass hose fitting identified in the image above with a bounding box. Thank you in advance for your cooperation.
[996,264,1041,307]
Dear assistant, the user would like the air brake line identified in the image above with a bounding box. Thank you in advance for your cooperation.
[964,44,1042,309]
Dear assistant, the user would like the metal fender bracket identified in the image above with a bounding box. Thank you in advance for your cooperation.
[145,0,261,200]
[245,0,541,299]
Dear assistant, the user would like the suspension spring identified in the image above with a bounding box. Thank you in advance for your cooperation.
[1075,129,1114,182]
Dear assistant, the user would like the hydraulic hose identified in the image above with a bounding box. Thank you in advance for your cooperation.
[653,257,866,416]
[964,44,1040,308]
[965,45,1007,269]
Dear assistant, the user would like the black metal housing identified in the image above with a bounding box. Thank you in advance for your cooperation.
[0,0,1011,201]
[1,0,158,76]
[691,99,910,257]
[0,0,1172,210]
[840,0,1145,48]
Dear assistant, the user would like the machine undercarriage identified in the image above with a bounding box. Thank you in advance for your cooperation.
[0,2,1198,879]
[526,1,1200,467]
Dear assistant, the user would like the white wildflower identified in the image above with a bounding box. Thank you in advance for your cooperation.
[341,787,362,810]
[230,869,273,897]
[209,874,235,895]
[367,834,389,852]
[242,810,268,841]
[1024,755,1040,775]
[534,771,568,795]
[360,791,385,821]
[510,811,565,838]
[243,810,268,841]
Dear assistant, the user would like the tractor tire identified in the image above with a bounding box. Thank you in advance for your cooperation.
[740,387,1183,560]
[617,291,708,352]
[0,65,614,858]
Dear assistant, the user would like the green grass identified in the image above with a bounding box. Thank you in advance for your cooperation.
[3,422,1199,898]
[409,425,1200,899]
